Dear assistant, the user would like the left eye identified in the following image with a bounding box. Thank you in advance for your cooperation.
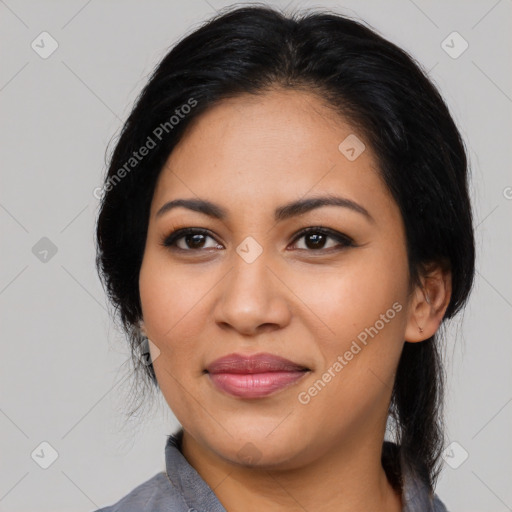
[290,227,354,251]
[161,227,354,252]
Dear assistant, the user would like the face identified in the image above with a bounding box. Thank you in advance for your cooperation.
[139,89,415,469]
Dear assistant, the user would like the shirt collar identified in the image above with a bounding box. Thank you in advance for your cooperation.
[164,429,227,512]
[165,429,436,512]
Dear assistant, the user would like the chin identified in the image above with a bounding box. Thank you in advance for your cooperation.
[205,424,314,470]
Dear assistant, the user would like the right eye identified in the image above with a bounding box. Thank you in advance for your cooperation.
[161,228,224,252]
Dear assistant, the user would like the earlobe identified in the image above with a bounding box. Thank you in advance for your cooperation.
[139,319,147,337]
[417,293,431,334]
[404,266,452,343]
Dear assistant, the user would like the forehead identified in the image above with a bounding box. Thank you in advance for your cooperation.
[151,89,394,222]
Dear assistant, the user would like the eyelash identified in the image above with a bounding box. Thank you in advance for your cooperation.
[160,226,355,254]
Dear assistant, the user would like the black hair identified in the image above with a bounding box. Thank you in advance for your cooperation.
[95,3,475,494]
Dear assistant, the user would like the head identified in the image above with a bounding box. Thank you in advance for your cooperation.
[95,4,475,492]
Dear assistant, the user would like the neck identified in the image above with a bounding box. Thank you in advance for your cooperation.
[181,429,403,512]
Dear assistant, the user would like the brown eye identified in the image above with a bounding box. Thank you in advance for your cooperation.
[290,227,354,252]
[162,228,222,251]
[161,226,354,254]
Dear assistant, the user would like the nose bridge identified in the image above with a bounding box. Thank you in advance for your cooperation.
[214,239,290,334]
[231,242,271,295]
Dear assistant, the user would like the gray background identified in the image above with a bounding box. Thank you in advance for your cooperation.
[1,0,511,510]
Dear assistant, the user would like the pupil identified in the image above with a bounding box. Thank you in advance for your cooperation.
[188,234,205,248]
[306,233,325,249]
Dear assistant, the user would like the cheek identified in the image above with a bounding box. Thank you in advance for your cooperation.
[139,253,211,342]
[300,248,409,349]
[139,256,211,420]
[294,260,408,433]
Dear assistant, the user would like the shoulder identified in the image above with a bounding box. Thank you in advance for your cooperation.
[432,492,450,512]
[401,474,451,512]
[382,440,450,512]
[91,471,190,512]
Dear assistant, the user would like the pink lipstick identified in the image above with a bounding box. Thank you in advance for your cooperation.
[206,353,309,399]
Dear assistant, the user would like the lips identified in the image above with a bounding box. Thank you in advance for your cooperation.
[206,353,310,399]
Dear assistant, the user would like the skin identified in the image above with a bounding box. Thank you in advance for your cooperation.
[138,88,451,512]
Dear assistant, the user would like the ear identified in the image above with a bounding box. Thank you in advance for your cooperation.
[404,262,452,342]
[138,319,147,337]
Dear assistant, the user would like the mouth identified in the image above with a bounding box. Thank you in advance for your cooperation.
[205,352,310,399]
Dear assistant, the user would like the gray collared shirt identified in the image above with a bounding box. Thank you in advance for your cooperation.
[93,429,449,512]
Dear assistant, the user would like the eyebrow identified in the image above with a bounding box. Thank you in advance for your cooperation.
[155,195,374,223]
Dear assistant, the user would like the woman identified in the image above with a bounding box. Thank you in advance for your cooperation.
[94,5,475,511]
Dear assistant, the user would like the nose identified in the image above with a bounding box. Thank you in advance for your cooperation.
[213,250,292,337]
